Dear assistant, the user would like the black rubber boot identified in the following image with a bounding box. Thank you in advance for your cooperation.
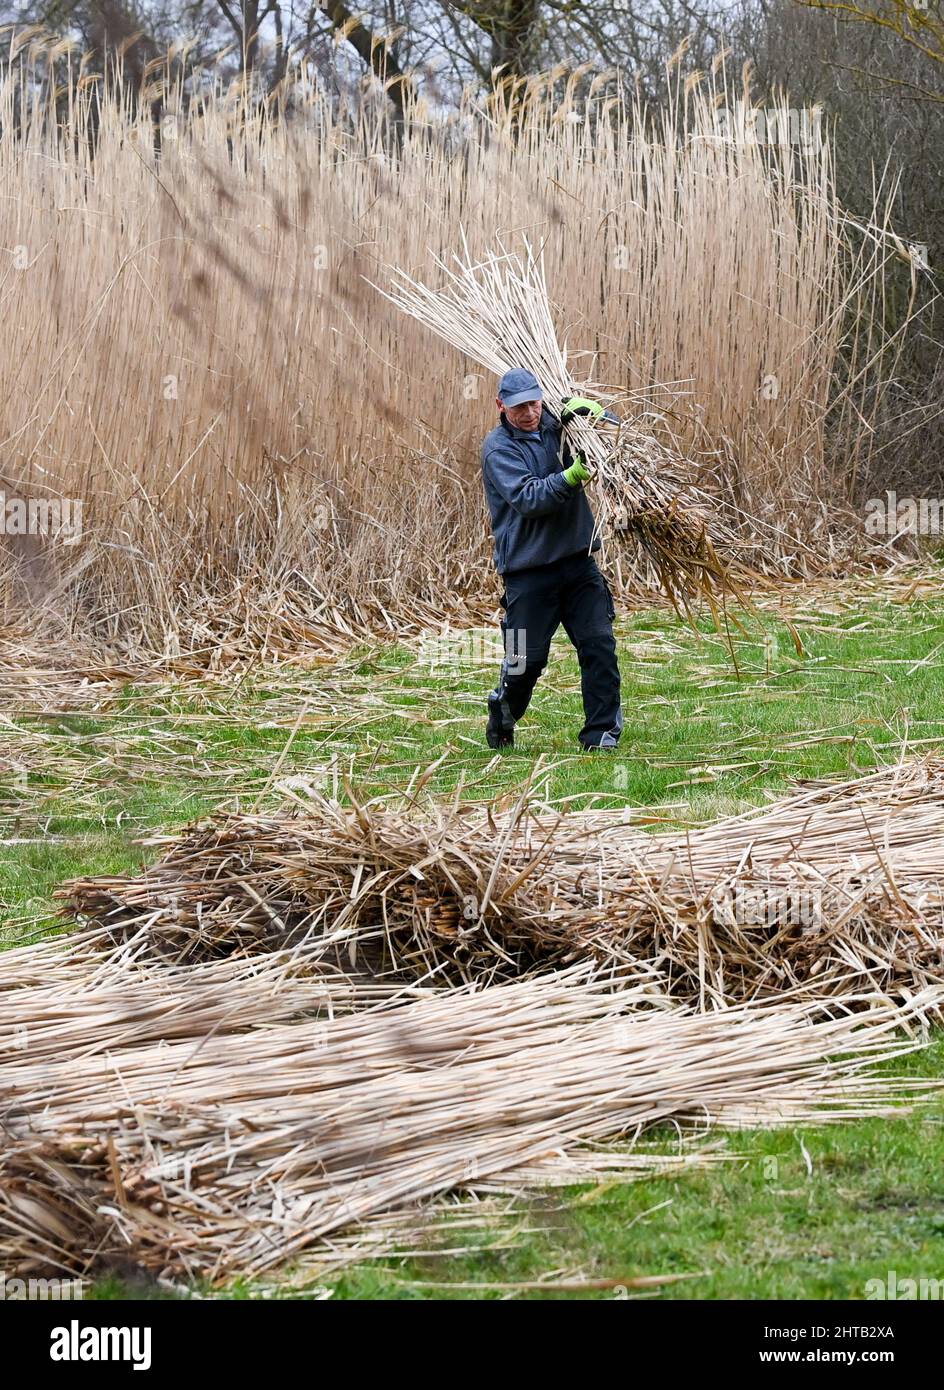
[485,690,515,749]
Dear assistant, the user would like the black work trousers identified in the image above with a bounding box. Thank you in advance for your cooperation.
[490,551,623,749]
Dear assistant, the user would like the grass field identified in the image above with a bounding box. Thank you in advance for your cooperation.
[5,574,944,1299]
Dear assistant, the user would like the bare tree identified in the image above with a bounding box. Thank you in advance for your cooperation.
[794,0,944,103]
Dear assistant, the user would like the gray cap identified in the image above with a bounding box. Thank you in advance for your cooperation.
[497,368,543,407]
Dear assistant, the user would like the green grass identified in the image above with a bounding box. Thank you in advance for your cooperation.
[4,578,944,1297]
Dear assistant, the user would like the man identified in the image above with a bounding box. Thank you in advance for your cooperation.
[481,366,623,751]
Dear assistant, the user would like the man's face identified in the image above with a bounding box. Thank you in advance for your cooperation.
[498,396,542,432]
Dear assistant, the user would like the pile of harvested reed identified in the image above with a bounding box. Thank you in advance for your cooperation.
[380,239,752,618]
[2,960,938,1283]
[9,758,944,1285]
[62,757,944,1012]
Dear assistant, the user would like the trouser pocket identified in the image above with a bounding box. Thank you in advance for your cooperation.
[602,575,615,622]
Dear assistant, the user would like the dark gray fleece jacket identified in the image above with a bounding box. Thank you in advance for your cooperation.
[480,406,600,574]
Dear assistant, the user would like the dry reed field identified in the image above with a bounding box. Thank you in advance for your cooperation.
[0,44,913,665]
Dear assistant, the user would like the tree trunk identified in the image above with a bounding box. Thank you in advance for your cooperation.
[489,0,541,78]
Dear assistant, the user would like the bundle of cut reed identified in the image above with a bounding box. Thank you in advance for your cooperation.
[60,756,944,1012]
[566,755,944,872]
[0,927,418,1069]
[2,964,939,1282]
[378,238,751,619]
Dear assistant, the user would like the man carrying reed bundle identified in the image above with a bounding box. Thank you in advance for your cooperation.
[482,368,623,751]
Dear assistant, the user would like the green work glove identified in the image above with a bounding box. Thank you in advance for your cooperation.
[561,395,605,425]
[562,455,592,487]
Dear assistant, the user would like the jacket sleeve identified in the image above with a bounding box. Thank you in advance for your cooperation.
[483,437,579,518]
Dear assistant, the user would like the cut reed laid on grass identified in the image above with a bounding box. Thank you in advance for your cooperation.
[7,757,944,1284]
[2,962,939,1283]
